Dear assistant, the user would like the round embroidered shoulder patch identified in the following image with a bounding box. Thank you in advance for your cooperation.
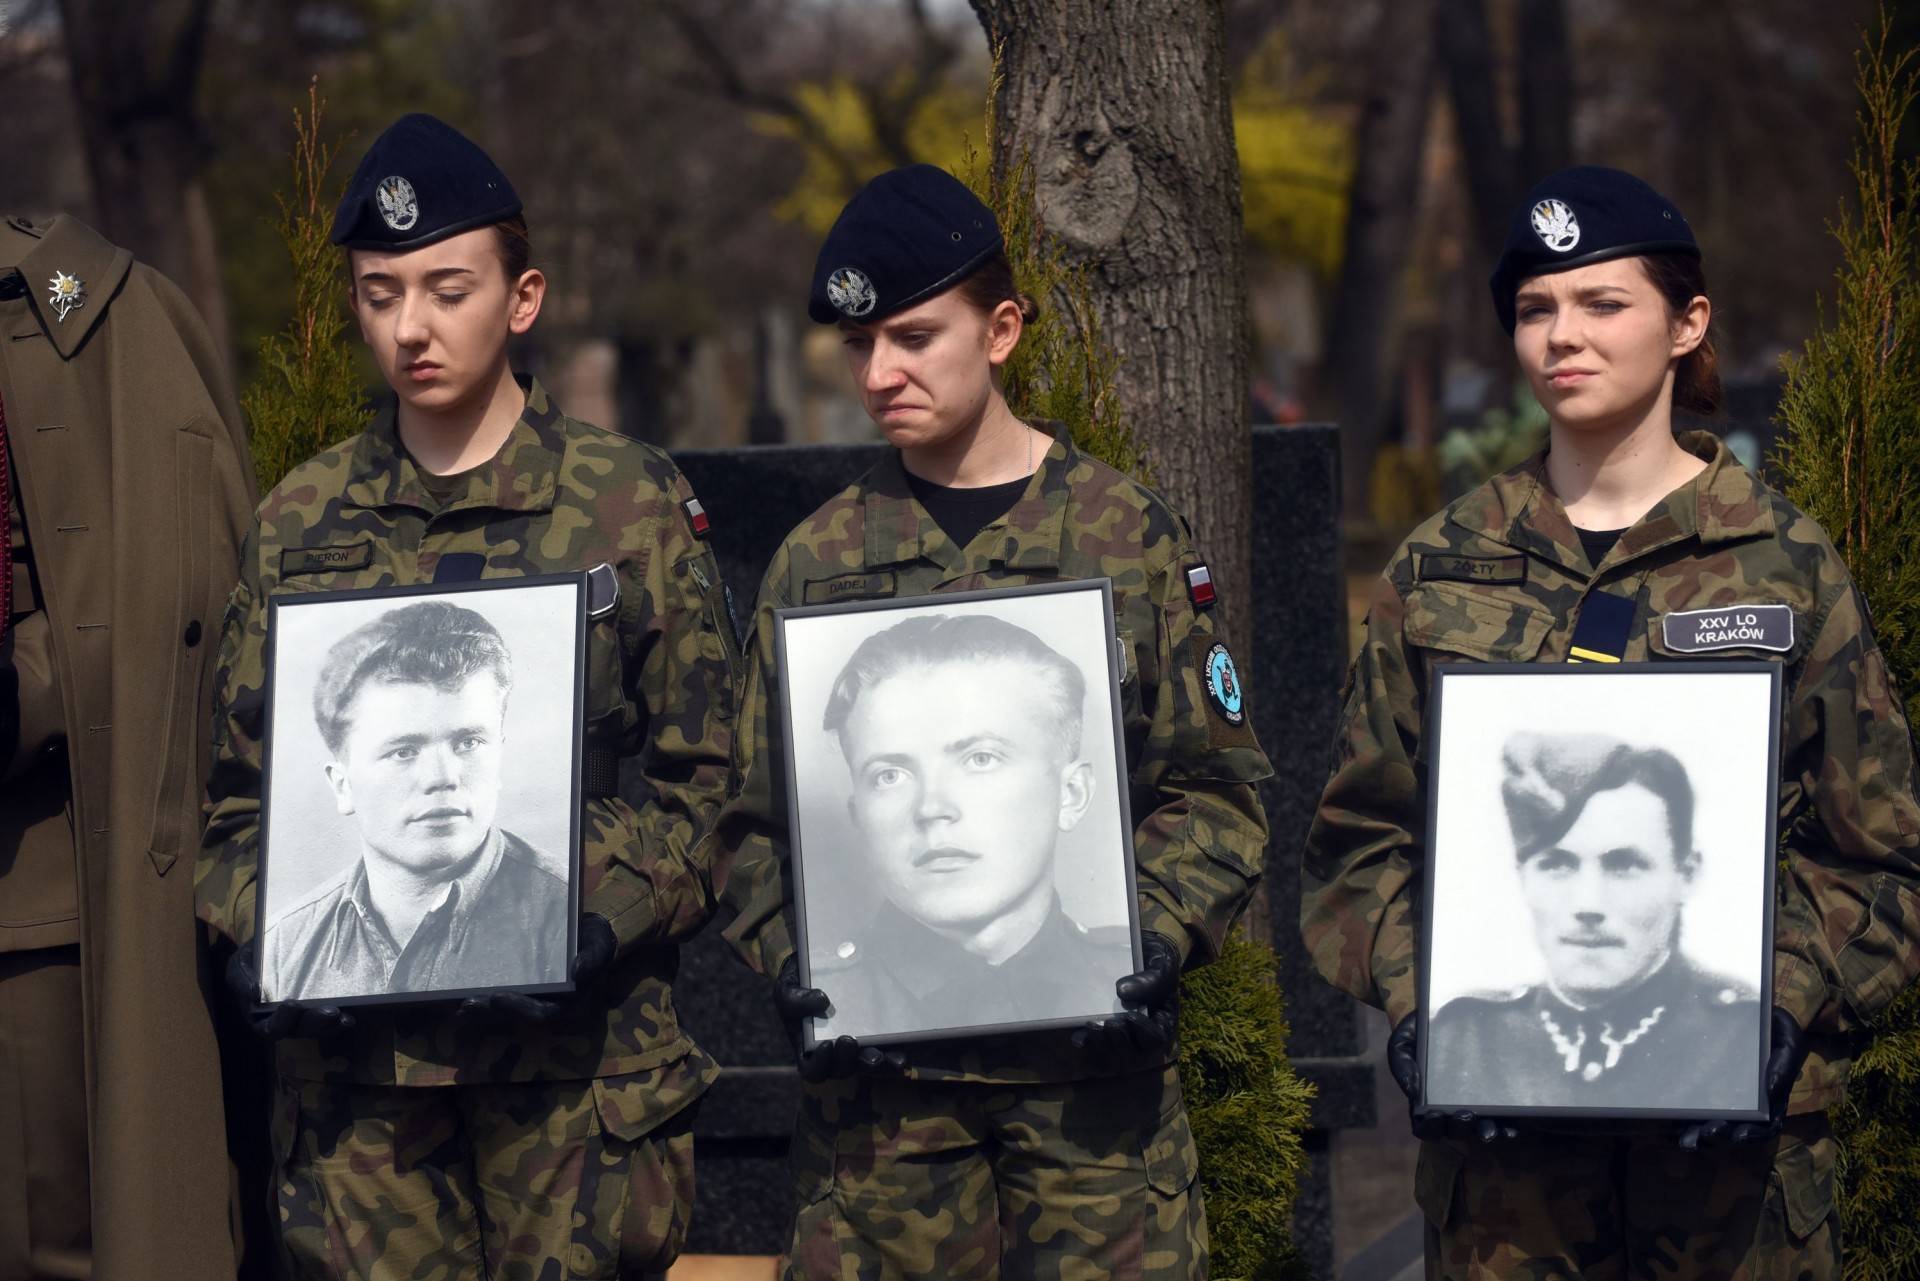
[1204,642,1244,725]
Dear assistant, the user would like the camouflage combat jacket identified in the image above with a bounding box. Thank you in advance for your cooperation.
[197,380,736,1101]
[1302,431,1920,1113]
[716,425,1273,1084]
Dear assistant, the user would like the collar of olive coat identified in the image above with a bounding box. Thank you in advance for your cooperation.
[3,212,133,358]
[0,212,255,1277]
[1447,430,1776,575]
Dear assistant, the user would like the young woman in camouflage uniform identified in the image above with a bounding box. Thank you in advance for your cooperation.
[714,164,1272,1278]
[1303,166,1920,1278]
[196,114,738,1279]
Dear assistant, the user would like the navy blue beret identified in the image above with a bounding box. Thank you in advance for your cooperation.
[1488,166,1698,333]
[330,114,522,252]
[808,165,1003,324]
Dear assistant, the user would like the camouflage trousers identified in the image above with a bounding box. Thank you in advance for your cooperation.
[272,1074,697,1280]
[786,1063,1203,1281]
[1417,1114,1837,1279]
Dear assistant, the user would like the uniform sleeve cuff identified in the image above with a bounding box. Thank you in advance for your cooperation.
[601,885,659,955]
[1138,897,1192,967]
[754,918,798,980]
[1383,981,1418,1028]
[228,882,259,949]
[1773,952,1830,1031]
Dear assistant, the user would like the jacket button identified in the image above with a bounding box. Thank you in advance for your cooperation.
[183,620,202,647]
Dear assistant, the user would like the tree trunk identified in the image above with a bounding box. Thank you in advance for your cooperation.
[968,0,1253,656]
[56,0,229,361]
[1438,0,1518,266]
[1517,0,1573,185]
[1327,0,1438,522]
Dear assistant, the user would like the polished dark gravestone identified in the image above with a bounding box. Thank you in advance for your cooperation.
[665,426,1370,1265]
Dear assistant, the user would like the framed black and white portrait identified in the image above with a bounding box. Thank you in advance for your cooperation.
[255,575,586,1008]
[776,579,1142,1046]
[1420,662,1782,1121]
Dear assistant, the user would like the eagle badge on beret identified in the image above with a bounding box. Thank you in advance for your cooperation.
[376,175,420,232]
[1531,198,1580,252]
[826,266,878,318]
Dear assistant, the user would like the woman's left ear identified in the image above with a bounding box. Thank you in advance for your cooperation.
[987,299,1023,367]
[1670,294,1710,358]
[508,268,547,335]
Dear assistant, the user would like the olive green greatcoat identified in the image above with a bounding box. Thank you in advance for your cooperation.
[0,214,256,1277]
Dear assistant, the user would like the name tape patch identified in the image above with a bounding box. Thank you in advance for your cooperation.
[802,571,898,605]
[1661,604,1794,654]
[281,543,373,577]
[1417,553,1527,586]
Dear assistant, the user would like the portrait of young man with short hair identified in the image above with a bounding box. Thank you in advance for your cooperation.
[262,598,569,1003]
[805,610,1134,1040]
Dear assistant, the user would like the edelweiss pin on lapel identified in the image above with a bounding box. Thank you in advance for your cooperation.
[47,270,85,323]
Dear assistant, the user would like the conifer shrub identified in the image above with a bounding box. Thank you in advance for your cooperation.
[244,80,373,492]
[968,52,1315,1279]
[1772,21,1920,1281]
[1178,930,1317,1281]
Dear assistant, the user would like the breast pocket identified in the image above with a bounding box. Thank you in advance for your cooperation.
[1403,581,1554,665]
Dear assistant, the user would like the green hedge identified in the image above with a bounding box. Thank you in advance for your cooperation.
[244,81,371,493]
[1771,22,1920,1281]
[1178,932,1317,1280]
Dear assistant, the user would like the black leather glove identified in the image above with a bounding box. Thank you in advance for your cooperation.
[571,912,618,986]
[774,956,905,1082]
[1678,1007,1808,1150]
[1387,1011,1422,1102]
[226,946,356,1041]
[458,913,618,1024]
[1390,1012,1521,1144]
[1075,931,1180,1056]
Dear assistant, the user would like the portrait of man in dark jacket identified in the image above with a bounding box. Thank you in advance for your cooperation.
[807,610,1133,1040]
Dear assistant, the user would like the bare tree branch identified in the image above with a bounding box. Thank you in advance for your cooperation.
[654,0,865,191]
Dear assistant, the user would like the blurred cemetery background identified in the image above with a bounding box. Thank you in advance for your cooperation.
[0,2,1905,1276]
[1,0,1884,564]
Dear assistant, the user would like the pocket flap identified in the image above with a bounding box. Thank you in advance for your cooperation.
[1403,583,1553,662]
[1774,1131,1834,1241]
[789,1108,837,1205]
[1414,1140,1464,1229]
[1144,1104,1199,1196]
[591,1047,719,1142]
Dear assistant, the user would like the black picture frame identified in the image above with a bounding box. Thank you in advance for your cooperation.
[255,573,588,1010]
[1418,661,1783,1122]
[774,577,1144,1047]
